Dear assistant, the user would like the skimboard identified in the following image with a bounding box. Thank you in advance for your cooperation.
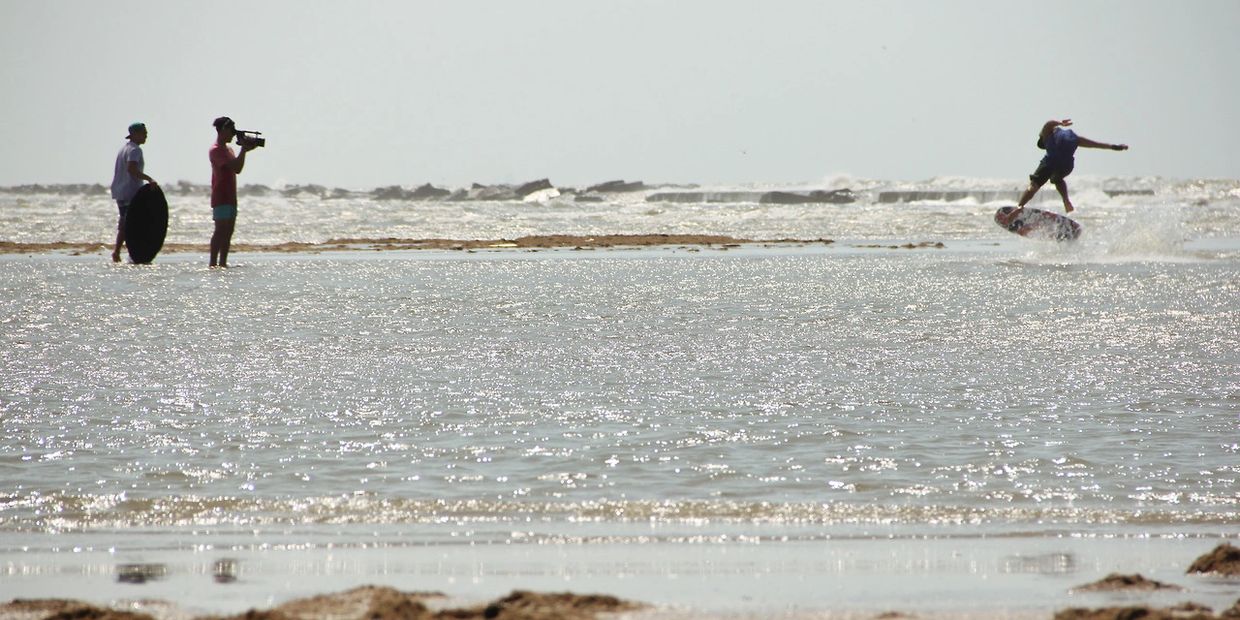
[994,206,1081,241]
[124,183,169,263]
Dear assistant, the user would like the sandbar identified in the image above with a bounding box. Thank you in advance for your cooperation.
[0,235,837,255]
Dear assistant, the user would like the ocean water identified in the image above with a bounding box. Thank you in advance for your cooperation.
[2,177,1239,616]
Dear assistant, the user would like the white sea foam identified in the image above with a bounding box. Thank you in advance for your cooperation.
[2,177,1237,245]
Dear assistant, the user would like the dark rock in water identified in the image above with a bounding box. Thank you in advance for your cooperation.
[476,590,642,618]
[239,184,271,196]
[1054,602,1229,620]
[173,180,202,195]
[1,183,109,195]
[816,189,856,203]
[1187,543,1240,576]
[646,191,765,203]
[759,189,856,204]
[467,184,519,201]
[370,184,450,200]
[409,183,451,200]
[878,190,1022,203]
[757,191,808,204]
[1223,599,1240,618]
[647,189,855,204]
[328,187,353,199]
[1072,573,1183,592]
[371,185,410,200]
[515,178,553,198]
[282,184,328,198]
[586,180,646,193]
[575,195,605,203]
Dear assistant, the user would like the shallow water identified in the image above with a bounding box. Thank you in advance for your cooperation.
[2,180,1239,614]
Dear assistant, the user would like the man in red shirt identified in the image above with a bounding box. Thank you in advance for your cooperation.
[209,116,259,267]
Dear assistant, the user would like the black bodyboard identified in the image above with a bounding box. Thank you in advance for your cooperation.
[124,184,169,264]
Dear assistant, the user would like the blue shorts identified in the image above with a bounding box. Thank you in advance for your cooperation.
[116,201,128,229]
[213,205,237,221]
[1030,159,1074,185]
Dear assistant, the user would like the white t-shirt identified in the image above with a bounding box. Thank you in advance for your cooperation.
[110,141,145,204]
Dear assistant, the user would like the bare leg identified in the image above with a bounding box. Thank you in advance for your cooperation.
[218,218,235,267]
[1052,179,1073,213]
[112,224,124,262]
[112,206,126,262]
[1016,179,1045,212]
[210,219,235,267]
[210,221,221,266]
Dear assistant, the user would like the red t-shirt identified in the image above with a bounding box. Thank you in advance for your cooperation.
[209,143,237,207]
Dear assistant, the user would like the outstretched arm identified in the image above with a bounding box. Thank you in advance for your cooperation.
[1077,136,1128,151]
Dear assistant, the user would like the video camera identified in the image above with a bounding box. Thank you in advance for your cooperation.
[236,129,266,149]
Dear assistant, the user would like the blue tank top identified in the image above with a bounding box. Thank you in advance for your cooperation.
[1040,127,1079,168]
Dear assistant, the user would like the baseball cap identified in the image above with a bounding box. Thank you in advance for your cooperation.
[213,116,235,130]
[126,122,146,137]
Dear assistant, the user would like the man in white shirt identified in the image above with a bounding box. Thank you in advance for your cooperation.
[110,122,157,262]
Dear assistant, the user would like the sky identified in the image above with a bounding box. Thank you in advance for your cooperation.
[1,1,1237,189]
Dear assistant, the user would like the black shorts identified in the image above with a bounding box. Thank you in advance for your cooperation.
[1029,159,1074,185]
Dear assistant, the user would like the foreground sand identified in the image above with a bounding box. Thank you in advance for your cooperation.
[4,545,1238,620]
[0,588,641,620]
[4,586,1240,620]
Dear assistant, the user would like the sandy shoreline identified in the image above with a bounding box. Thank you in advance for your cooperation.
[4,584,1239,620]
[0,588,644,620]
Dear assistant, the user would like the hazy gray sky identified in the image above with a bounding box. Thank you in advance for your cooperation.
[2,1,1237,188]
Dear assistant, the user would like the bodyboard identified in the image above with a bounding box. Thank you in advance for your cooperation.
[994,206,1081,241]
[124,183,169,263]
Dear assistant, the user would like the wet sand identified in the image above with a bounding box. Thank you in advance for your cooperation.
[0,235,840,255]
[4,543,1238,620]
